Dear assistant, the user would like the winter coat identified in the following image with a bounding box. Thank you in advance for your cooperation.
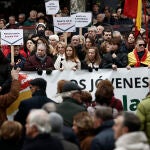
[136,95,150,143]
[114,131,150,150]
[0,63,11,94]
[56,97,86,127]
[23,54,54,71]
[102,51,128,69]
[91,120,115,150]
[14,90,56,126]
[0,80,20,126]
[22,133,64,150]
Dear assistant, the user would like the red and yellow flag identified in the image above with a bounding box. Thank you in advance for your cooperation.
[123,0,142,36]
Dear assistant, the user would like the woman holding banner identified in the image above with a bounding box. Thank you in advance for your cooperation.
[81,46,102,72]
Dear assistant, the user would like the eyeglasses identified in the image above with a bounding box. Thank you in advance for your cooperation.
[139,44,146,47]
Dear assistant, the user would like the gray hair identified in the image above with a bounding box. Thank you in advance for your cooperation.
[94,105,113,121]
[42,102,56,113]
[28,109,51,134]
[48,112,63,133]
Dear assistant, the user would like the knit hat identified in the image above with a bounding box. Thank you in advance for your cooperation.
[62,81,82,93]
[36,23,46,29]
[30,78,47,91]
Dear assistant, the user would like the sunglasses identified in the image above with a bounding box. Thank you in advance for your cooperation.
[139,44,146,47]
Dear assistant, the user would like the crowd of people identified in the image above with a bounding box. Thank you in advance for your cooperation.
[0,1,150,150]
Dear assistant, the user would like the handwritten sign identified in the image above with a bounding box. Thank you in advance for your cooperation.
[1,29,23,45]
[71,12,92,27]
[53,17,76,32]
[45,0,59,15]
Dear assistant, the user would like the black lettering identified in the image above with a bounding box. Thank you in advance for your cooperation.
[116,78,122,88]
[89,79,93,92]
[142,77,149,87]
[123,78,133,88]
[135,77,141,88]
[79,79,86,90]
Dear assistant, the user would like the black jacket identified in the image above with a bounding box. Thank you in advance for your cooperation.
[102,51,128,69]
[0,63,11,94]
[22,133,64,150]
[14,90,56,126]
[91,120,115,150]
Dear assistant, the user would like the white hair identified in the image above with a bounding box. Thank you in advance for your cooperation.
[49,34,59,42]
[37,43,46,51]
[28,109,51,134]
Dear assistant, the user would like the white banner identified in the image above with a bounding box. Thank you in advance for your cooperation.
[71,12,92,27]
[7,68,150,120]
[1,29,23,45]
[53,17,76,32]
[45,0,60,15]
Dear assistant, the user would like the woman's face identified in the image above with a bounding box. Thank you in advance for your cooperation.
[106,43,112,52]
[26,40,35,52]
[66,46,73,57]
[85,38,92,48]
[57,44,65,54]
[88,48,96,61]
[128,34,135,43]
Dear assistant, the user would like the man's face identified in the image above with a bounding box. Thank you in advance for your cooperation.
[71,36,80,47]
[37,46,46,57]
[88,29,96,38]
[29,85,38,94]
[136,39,146,52]
[103,32,112,41]
[113,115,124,139]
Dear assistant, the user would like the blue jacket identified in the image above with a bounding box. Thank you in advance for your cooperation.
[91,120,115,150]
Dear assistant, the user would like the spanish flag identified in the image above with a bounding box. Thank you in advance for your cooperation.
[123,0,142,36]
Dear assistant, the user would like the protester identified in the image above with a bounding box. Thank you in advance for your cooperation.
[56,81,86,127]
[81,47,102,72]
[72,111,95,150]
[14,78,56,126]
[23,43,54,72]
[0,69,20,127]
[22,109,64,150]
[113,112,150,150]
[0,50,12,94]
[136,81,150,144]
[0,120,23,150]
[49,112,79,150]
[127,37,150,69]
[7,45,26,71]
[91,106,115,150]
[55,44,81,71]
[95,79,123,115]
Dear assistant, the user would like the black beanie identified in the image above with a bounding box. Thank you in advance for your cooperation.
[30,78,47,91]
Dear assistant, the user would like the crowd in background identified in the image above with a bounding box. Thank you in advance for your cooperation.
[0,1,150,150]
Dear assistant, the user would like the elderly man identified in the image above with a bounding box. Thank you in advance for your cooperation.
[127,38,150,69]
[23,43,54,71]
[56,81,86,127]
[22,109,64,150]
[113,112,149,150]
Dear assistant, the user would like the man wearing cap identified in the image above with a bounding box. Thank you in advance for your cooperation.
[14,78,56,126]
[56,81,86,127]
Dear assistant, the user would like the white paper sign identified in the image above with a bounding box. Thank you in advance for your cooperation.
[53,17,76,32]
[45,0,60,15]
[72,12,92,27]
[1,29,23,45]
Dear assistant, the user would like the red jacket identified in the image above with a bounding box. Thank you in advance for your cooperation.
[23,54,54,71]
